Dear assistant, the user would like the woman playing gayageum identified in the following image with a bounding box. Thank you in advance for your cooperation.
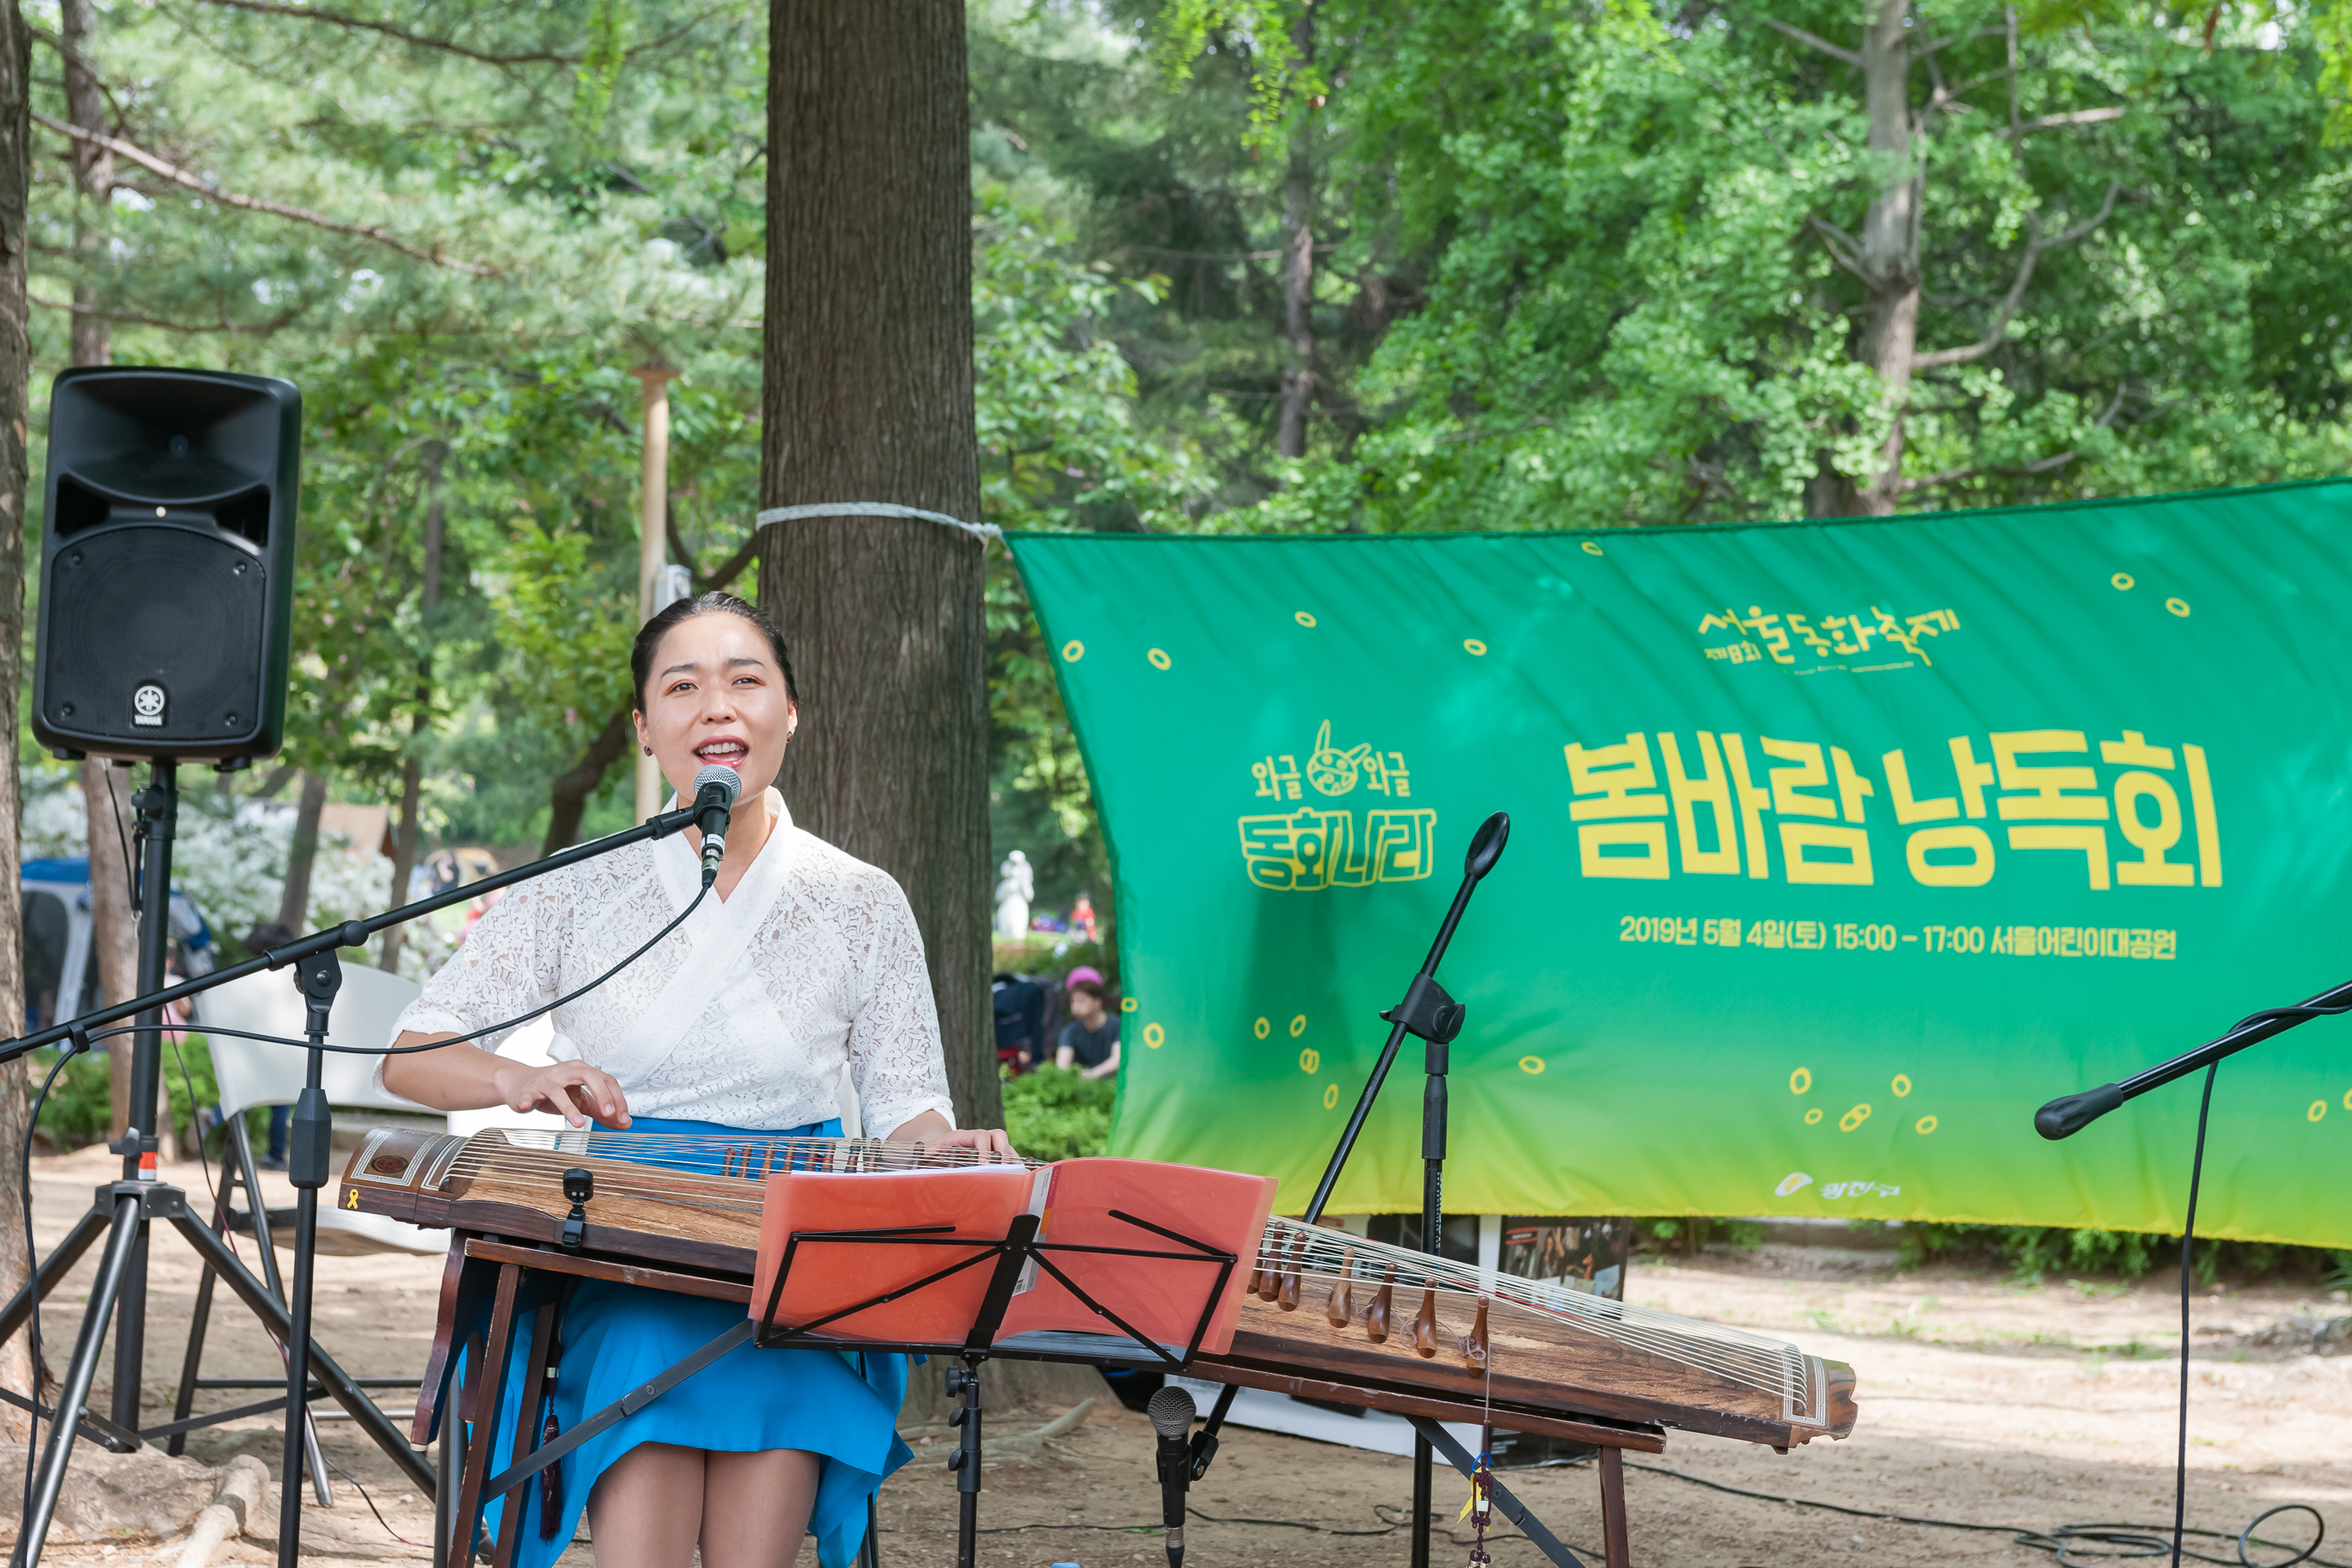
[383,592,1014,1568]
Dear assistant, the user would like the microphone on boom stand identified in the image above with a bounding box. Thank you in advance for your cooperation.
[1147,1386,1197,1568]
[692,764,742,886]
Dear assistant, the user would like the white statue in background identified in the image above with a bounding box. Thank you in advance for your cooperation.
[993,850,1034,938]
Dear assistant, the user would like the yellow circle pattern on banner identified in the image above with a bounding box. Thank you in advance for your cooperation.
[1295,611,1317,628]
[1804,1108,1823,1124]
[1142,1022,1165,1049]
[1463,639,1487,656]
[1289,1014,1308,1038]
[1061,640,1084,662]
[2312,1099,2329,1123]
[1582,541,1604,556]
[1121,996,1137,1014]
[1891,1074,1912,1098]
[1147,647,1172,669]
[1323,1083,1340,1110]
[1916,1115,1939,1135]
[1789,1067,1811,1094]
[1253,1017,1270,1039]
[1840,1103,1872,1132]
[2344,1088,2352,1111]
[2166,597,2191,618]
[1299,1048,1320,1075]
[1519,1056,1544,1075]
[2112,573,2135,591]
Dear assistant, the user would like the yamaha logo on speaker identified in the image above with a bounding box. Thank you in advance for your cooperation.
[131,683,166,727]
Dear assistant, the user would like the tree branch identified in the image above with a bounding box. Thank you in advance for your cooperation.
[29,290,297,334]
[1911,25,2006,61]
[181,0,732,65]
[696,533,758,593]
[33,112,493,274]
[1804,215,1866,281]
[1764,15,1859,68]
[1901,449,2078,491]
[2013,106,2126,135]
[27,27,131,132]
[1912,181,2120,371]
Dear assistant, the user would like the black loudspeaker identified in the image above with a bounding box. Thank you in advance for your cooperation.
[33,367,300,764]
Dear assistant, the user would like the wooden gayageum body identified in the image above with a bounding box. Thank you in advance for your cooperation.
[339,1127,1858,1454]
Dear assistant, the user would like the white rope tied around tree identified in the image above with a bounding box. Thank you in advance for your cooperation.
[754,501,1001,546]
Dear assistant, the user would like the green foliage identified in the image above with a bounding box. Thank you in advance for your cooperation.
[32,1038,225,1151]
[1896,1222,2343,1284]
[1001,1066,1116,1162]
[1632,1217,1765,1255]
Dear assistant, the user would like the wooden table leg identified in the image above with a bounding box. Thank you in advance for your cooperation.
[490,1295,563,1568]
[1598,1446,1632,1568]
[451,1265,522,1566]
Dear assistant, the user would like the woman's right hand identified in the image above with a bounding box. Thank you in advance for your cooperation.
[492,1059,632,1129]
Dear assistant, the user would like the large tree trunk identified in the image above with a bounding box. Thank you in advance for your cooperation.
[83,762,138,1141]
[0,0,38,1438]
[381,445,445,972]
[60,0,107,370]
[541,707,632,856]
[761,0,996,1130]
[61,0,140,1139]
[1276,5,1318,460]
[1853,0,1919,515]
[277,771,328,931]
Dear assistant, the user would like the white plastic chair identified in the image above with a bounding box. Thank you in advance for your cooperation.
[171,963,438,1486]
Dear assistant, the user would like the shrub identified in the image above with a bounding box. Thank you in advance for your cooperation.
[1001,1066,1114,1162]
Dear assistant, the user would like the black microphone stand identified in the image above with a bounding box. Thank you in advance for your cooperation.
[1181,812,1510,1568]
[0,763,706,1568]
[2033,975,2352,1568]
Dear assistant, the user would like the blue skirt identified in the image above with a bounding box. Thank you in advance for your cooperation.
[450,1117,914,1568]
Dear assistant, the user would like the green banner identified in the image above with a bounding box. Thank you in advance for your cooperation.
[1008,481,2352,1248]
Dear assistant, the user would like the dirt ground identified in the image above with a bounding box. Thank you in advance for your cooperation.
[1,1144,2346,1568]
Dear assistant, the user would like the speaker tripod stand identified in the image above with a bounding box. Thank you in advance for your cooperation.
[0,759,434,1568]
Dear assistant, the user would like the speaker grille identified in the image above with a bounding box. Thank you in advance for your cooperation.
[43,526,267,744]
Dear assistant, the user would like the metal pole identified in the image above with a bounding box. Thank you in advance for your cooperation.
[1411,1036,1449,1568]
[631,363,679,824]
[110,759,175,1430]
[279,951,341,1568]
[15,1191,144,1568]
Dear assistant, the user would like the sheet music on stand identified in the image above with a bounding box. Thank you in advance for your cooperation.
[746,1157,1276,1568]
[749,1157,1275,1363]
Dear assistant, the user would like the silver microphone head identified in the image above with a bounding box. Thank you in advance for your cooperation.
[1147,1386,1197,1439]
[692,763,743,809]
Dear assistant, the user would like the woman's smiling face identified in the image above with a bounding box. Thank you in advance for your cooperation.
[634,610,796,802]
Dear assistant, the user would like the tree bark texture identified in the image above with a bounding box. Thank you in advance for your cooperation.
[0,0,38,1436]
[1276,5,1318,460]
[761,0,996,1130]
[541,706,631,856]
[382,446,445,972]
[277,770,328,931]
[60,0,107,370]
[83,760,139,1140]
[1854,0,1920,514]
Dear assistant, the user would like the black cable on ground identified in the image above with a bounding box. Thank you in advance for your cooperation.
[315,1447,430,1548]
[1601,1455,2343,1568]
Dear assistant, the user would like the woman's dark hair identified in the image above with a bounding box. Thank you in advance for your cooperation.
[630,591,799,710]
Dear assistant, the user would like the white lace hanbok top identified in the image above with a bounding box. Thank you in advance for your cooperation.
[388,789,957,1136]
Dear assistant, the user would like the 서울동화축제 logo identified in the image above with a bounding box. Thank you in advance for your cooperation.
[131,682,166,727]
[1696,603,1962,672]
[1238,720,1436,891]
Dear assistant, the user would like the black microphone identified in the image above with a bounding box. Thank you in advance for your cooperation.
[691,764,742,887]
[1147,1385,1196,1568]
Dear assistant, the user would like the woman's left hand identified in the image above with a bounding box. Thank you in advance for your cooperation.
[930,1126,1020,1159]
[889,1111,1018,1160]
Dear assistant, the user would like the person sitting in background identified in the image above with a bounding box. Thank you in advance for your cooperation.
[1055,979,1120,1081]
[991,972,1044,1073]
